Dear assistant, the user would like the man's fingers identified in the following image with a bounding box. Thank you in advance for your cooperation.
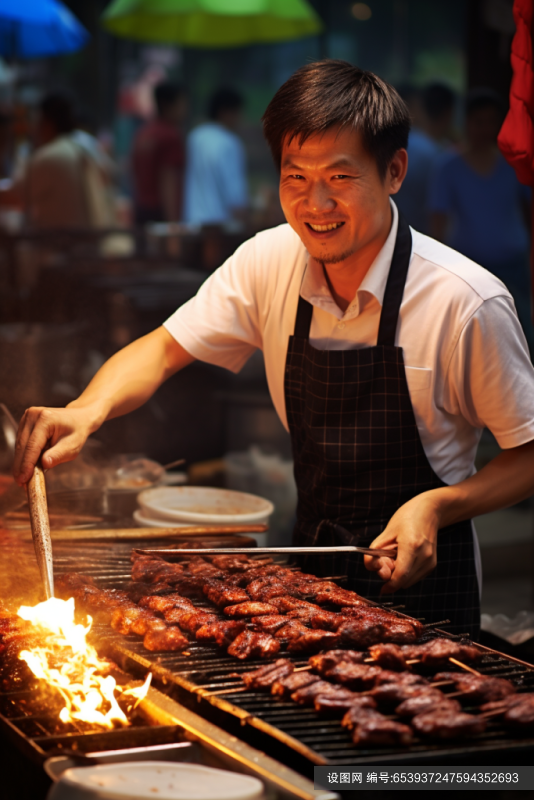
[13,409,36,479]
[14,409,53,485]
[380,546,436,594]
[364,555,395,581]
[41,437,82,470]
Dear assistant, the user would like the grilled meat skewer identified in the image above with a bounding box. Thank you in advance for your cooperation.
[342,706,413,746]
[412,708,486,739]
[238,659,295,690]
[434,672,516,703]
[195,620,247,647]
[227,630,281,660]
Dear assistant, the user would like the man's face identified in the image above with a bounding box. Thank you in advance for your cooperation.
[279,125,405,268]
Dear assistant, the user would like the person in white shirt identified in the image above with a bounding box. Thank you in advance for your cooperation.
[0,91,112,231]
[183,88,248,225]
[13,61,534,638]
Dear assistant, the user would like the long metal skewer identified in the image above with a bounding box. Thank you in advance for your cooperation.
[26,463,54,599]
[135,545,398,558]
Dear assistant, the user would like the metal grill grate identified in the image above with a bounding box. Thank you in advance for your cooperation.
[7,538,534,766]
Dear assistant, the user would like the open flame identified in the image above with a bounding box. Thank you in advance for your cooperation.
[17,597,151,729]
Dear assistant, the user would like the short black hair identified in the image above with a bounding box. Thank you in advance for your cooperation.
[465,88,505,118]
[40,91,75,134]
[209,88,243,121]
[154,82,185,116]
[262,60,410,180]
[421,83,455,121]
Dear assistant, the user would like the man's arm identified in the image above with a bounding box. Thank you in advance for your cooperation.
[13,327,194,485]
[365,438,534,593]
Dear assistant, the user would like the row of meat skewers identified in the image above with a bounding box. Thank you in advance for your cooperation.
[56,550,426,659]
[231,651,534,746]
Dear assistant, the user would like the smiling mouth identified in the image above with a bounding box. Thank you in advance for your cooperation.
[306,222,345,232]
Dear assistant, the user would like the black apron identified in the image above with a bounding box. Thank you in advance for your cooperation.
[284,215,480,639]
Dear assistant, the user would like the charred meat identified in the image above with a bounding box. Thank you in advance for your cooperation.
[195,620,247,647]
[412,708,486,739]
[227,630,281,660]
[239,659,295,690]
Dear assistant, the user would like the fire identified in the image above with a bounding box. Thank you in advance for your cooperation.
[17,597,151,728]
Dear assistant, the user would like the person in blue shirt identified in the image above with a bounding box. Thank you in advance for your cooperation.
[183,88,248,226]
[395,83,456,234]
[430,89,532,348]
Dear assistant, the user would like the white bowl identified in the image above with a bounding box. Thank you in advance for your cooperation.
[132,510,269,546]
[133,510,190,529]
[47,761,264,800]
[137,486,274,525]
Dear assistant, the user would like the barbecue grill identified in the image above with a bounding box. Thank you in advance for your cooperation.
[2,536,534,787]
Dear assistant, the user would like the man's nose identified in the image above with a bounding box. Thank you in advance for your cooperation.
[306,181,336,213]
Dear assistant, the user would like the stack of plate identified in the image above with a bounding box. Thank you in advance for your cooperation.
[134,486,274,545]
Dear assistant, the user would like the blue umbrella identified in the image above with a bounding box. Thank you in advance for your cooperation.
[0,0,89,58]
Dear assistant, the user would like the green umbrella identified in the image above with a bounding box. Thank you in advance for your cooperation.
[102,0,322,47]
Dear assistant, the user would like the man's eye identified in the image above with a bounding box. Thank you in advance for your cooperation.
[333,174,350,179]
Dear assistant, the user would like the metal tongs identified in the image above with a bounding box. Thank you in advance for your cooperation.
[135,545,397,558]
[27,462,54,599]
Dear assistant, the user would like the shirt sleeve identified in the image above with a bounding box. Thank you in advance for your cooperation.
[442,294,534,448]
[163,235,261,372]
[428,154,455,213]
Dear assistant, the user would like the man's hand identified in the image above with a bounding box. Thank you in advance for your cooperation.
[12,328,195,486]
[13,405,102,486]
[363,492,440,595]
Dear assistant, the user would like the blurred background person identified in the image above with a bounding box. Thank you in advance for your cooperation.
[395,82,456,233]
[183,87,248,226]
[72,107,117,187]
[131,81,187,225]
[0,90,108,230]
[422,82,457,149]
[430,88,532,349]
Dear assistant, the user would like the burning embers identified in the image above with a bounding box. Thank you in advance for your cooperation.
[13,597,151,729]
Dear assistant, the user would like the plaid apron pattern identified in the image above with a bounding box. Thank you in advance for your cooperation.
[284,215,480,639]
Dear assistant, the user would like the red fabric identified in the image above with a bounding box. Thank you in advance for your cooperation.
[497,0,534,185]
[132,118,184,210]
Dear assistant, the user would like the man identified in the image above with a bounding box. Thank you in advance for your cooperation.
[183,88,248,226]
[131,82,187,225]
[14,62,534,639]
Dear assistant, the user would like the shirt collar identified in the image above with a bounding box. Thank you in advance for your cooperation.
[301,199,399,321]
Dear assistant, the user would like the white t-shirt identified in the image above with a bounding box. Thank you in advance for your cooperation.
[24,136,90,229]
[164,201,534,487]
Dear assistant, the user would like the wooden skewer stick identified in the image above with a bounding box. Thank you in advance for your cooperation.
[293,665,312,672]
[480,708,509,719]
[422,619,451,628]
[209,686,250,696]
[363,654,476,671]
[448,657,481,675]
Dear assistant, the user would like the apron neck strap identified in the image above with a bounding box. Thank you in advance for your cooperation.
[294,293,314,338]
[293,213,412,344]
[376,213,412,347]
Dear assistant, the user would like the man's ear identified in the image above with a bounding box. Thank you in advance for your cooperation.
[388,148,408,195]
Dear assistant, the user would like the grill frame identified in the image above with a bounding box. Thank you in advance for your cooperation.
[5,537,534,771]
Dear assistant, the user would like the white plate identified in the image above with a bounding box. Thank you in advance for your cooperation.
[138,486,274,525]
[133,510,191,529]
[47,761,264,800]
